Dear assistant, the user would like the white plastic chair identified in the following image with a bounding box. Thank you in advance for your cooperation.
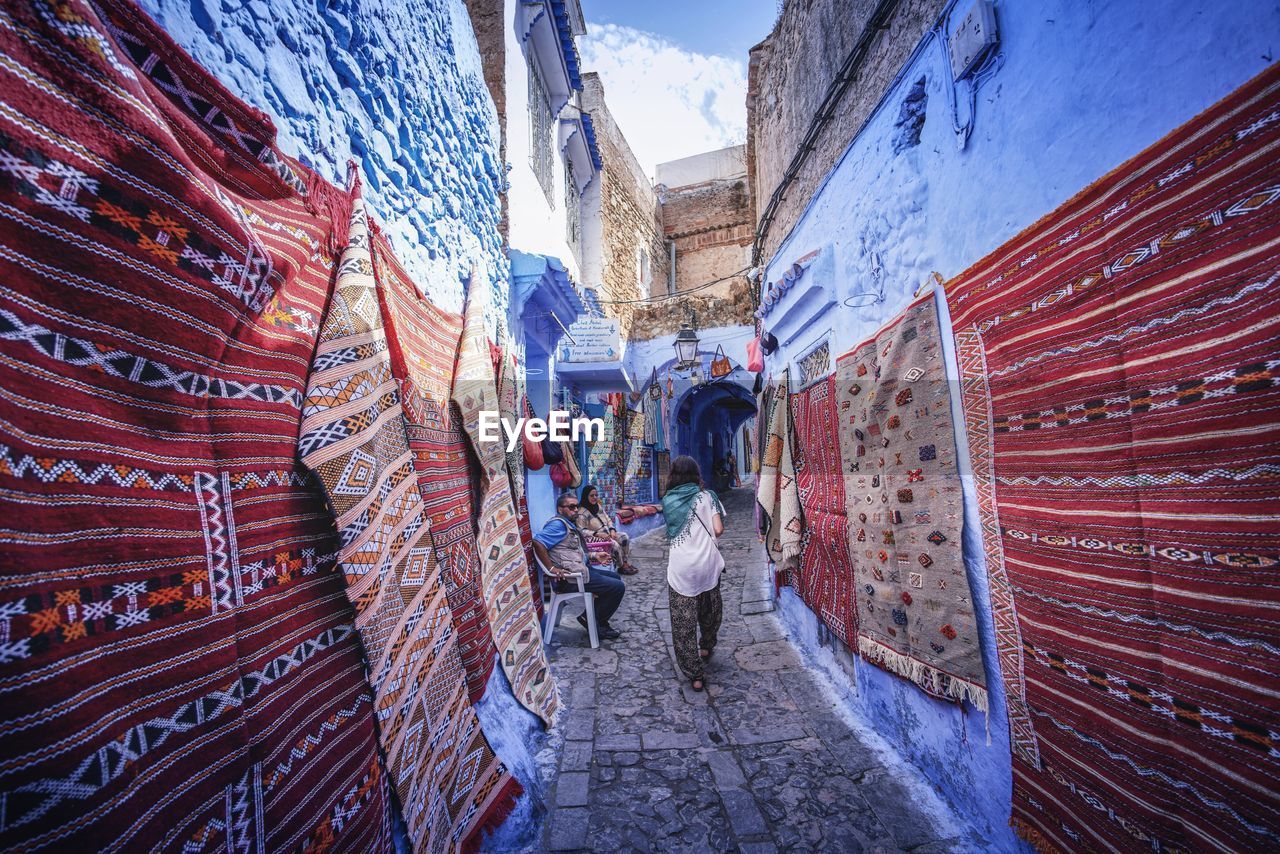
[534,552,599,649]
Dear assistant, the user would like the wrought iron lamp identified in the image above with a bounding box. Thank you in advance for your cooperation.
[673,318,700,368]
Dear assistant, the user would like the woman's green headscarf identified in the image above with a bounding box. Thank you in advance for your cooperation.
[662,482,724,541]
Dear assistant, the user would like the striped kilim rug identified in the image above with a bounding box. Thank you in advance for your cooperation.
[452,285,558,725]
[0,0,392,847]
[758,372,803,570]
[947,64,1280,850]
[834,296,984,709]
[790,376,858,647]
[299,198,518,852]
[372,231,498,704]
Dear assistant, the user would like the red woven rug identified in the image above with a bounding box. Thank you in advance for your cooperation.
[790,377,857,647]
[373,231,498,703]
[948,64,1280,851]
[452,286,559,725]
[0,0,390,847]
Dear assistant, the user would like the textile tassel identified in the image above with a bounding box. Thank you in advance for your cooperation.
[857,636,989,713]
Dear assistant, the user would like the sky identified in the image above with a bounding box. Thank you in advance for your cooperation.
[577,0,779,179]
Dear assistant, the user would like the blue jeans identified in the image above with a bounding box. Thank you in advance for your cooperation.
[582,568,625,626]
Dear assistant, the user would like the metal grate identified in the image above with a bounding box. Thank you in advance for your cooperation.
[528,52,554,203]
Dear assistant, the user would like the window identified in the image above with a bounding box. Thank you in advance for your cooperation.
[636,246,651,297]
[527,53,554,203]
[565,160,581,260]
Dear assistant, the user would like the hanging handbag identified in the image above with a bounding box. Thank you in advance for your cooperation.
[541,437,564,465]
[549,460,573,488]
[746,335,764,372]
[561,441,582,488]
[523,432,544,470]
[760,331,779,355]
[710,344,732,379]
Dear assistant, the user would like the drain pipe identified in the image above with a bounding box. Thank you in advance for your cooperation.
[668,239,677,294]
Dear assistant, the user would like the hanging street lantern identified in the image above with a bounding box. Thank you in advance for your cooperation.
[673,323,699,368]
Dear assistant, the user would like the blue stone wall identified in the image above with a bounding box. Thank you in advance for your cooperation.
[141,0,509,320]
[761,0,1280,849]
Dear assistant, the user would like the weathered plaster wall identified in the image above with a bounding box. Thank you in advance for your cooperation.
[758,0,1280,848]
[143,0,508,318]
[140,0,542,843]
[748,0,947,264]
[581,73,668,337]
[660,175,753,301]
[463,0,509,240]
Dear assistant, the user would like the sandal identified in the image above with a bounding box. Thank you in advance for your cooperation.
[619,565,639,575]
[691,678,704,692]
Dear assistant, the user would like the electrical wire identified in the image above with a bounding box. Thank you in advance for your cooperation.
[591,267,751,305]
[750,0,902,276]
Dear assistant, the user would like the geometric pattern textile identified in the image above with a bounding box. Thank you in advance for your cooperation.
[451,283,558,726]
[0,0,390,848]
[947,64,1280,851]
[757,371,803,569]
[496,351,542,609]
[834,296,986,710]
[372,231,498,704]
[299,198,519,852]
[790,376,858,647]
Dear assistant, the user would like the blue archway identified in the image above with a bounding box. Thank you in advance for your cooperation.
[670,374,756,490]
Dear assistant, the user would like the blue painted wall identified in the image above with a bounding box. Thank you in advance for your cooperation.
[138,0,541,844]
[760,0,1280,848]
[141,0,509,320]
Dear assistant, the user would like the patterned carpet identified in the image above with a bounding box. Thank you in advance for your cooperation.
[790,376,858,648]
[948,63,1280,851]
[300,198,519,852]
[373,230,498,703]
[834,296,986,709]
[0,0,390,846]
[452,284,559,726]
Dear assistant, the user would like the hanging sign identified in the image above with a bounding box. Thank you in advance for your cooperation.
[560,317,621,362]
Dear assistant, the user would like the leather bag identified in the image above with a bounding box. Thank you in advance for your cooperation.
[710,344,733,379]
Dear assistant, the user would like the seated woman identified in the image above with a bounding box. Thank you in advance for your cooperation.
[576,483,638,575]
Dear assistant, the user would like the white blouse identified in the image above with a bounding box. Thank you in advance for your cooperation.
[667,491,725,597]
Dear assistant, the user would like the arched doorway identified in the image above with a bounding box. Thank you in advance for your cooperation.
[672,379,756,490]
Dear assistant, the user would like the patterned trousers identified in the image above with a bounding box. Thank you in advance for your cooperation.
[613,532,631,565]
[669,581,722,681]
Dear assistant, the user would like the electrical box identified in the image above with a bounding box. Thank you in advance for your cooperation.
[949,0,998,81]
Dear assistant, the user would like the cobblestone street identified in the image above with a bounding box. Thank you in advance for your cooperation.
[537,488,969,852]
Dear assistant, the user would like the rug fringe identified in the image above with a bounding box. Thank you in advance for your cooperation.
[857,636,989,713]
[460,775,523,854]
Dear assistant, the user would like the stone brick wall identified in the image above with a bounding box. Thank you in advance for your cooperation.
[581,73,668,339]
[747,0,946,265]
[661,181,752,291]
[463,0,508,242]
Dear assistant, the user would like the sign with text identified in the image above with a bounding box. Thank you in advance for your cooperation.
[560,317,621,362]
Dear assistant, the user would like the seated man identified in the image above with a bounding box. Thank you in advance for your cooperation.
[533,492,626,641]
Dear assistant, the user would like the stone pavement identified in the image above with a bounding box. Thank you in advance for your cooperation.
[536,487,968,852]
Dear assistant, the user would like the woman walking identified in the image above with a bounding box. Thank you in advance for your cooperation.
[661,455,725,691]
[577,483,638,574]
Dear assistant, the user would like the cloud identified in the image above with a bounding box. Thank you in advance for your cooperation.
[578,24,746,179]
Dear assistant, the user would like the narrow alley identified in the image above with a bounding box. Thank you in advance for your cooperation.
[1,0,1277,851]
[539,488,964,852]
